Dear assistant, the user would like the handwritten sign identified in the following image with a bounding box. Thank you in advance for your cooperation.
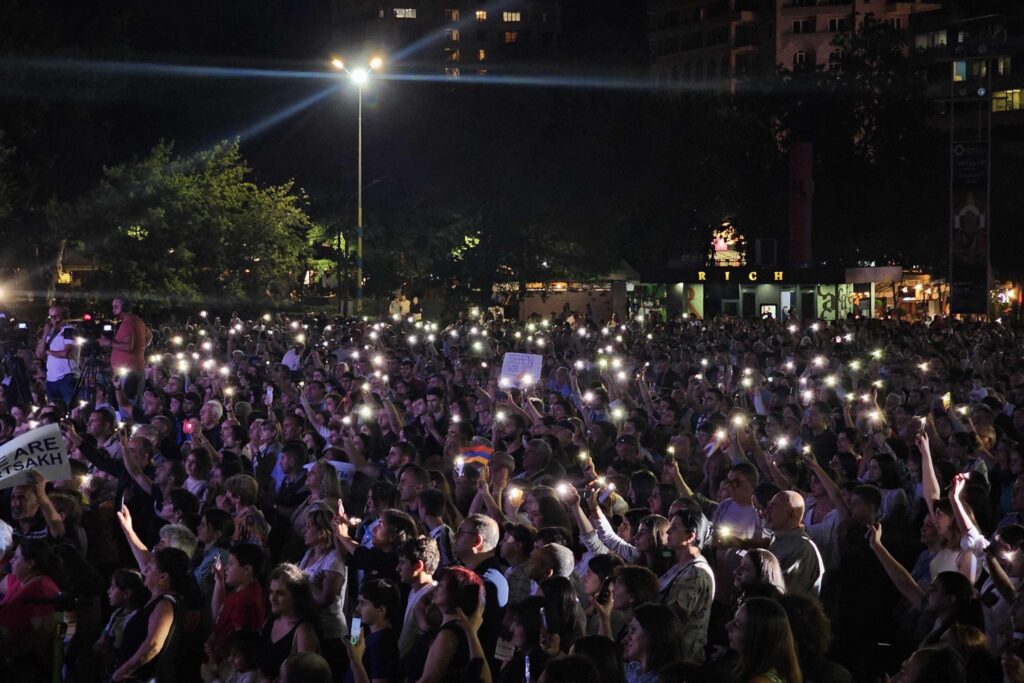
[500,352,544,389]
[0,423,71,489]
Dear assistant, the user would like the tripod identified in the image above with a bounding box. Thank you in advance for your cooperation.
[70,350,112,411]
[0,345,32,407]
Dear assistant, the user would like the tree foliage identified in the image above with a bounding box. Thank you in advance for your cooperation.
[50,140,317,306]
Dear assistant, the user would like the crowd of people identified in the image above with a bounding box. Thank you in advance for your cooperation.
[2,300,1024,683]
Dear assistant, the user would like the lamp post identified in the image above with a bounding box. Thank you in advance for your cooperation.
[332,56,382,315]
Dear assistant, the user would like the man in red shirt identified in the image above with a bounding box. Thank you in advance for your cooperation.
[98,296,149,407]
[211,543,266,659]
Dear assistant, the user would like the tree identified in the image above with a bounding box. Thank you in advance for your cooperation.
[50,140,317,307]
[768,16,947,266]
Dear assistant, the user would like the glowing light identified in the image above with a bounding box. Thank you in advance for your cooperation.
[557,483,570,496]
[741,377,753,388]
[849,360,861,371]
[574,360,585,370]
[813,356,825,367]
[522,373,534,385]
[788,325,798,333]
[172,336,183,346]
[732,414,747,428]
[701,358,709,367]
[583,391,595,403]
[496,411,507,422]
[611,407,625,420]
[199,310,208,318]
[451,415,461,423]
[719,525,732,538]
[871,348,883,360]
[777,437,789,449]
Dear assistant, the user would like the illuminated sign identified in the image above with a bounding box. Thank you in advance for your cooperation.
[708,222,747,268]
[696,271,785,282]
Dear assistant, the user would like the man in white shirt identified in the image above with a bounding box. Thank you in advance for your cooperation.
[35,305,77,406]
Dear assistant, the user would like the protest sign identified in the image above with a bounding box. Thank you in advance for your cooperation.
[500,352,544,389]
[0,423,71,489]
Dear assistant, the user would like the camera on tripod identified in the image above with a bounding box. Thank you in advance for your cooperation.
[63,312,115,355]
[0,312,31,349]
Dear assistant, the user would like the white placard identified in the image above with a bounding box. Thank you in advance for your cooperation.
[500,352,544,389]
[0,423,71,489]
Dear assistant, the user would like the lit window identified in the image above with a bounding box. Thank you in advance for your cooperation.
[953,60,966,82]
[445,67,460,78]
[478,49,487,61]
[448,49,460,62]
[447,29,460,42]
[445,9,460,22]
[394,8,417,19]
[997,56,1011,76]
[992,89,1022,112]
[476,11,487,21]
[504,31,518,44]
[793,50,809,67]
[503,11,521,22]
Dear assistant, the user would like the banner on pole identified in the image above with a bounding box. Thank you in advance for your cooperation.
[0,423,71,489]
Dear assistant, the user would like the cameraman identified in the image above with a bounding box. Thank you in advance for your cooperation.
[35,305,77,406]
[98,296,149,407]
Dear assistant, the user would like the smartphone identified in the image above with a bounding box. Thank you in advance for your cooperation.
[349,617,362,645]
[265,386,274,403]
[455,457,465,477]
[539,607,548,631]
[941,392,952,410]
[596,580,611,606]
[183,421,194,435]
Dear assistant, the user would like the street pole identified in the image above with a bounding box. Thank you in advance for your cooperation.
[357,85,364,315]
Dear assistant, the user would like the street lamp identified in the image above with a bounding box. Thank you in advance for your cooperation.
[331,55,383,314]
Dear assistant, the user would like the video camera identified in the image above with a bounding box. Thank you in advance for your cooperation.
[63,312,116,354]
[0,312,31,350]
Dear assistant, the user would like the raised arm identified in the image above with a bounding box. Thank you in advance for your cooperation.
[918,432,941,519]
[867,522,925,606]
[802,450,850,520]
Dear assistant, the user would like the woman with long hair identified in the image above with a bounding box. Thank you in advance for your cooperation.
[622,603,685,683]
[259,563,321,680]
[113,547,191,682]
[538,576,586,653]
[0,539,63,679]
[298,501,349,682]
[733,549,787,603]
[726,597,802,683]
[290,460,343,551]
[498,597,548,683]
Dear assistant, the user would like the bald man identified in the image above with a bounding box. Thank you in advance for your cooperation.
[765,490,825,595]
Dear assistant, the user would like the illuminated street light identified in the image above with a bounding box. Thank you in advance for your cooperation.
[331,54,384,314]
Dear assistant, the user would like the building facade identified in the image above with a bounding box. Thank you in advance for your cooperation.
[648,0,940,89]
[330,1,561,76]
